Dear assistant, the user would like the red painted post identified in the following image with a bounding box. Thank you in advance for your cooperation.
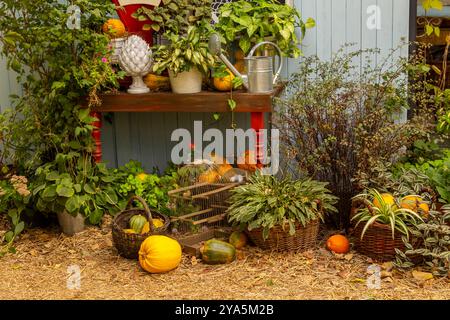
[91,111,102,163]
[250,112,265,168]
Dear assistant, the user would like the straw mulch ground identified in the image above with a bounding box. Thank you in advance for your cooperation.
[0,215,448,300]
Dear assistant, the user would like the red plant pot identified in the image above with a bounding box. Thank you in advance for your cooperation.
[111,0,156,45]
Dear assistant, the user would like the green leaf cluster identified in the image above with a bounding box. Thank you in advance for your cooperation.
[395,207,450,277]
[134,0,215,75]
[0,0,122,171]
[227,172,338,240]
[33,152,120,225]
[352,189,424,240]
[152,28,216,75]
[214,0,315,58]
[112,160,179,216]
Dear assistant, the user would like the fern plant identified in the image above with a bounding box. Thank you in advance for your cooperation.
[352,189,424,240]
[227,173,338,240]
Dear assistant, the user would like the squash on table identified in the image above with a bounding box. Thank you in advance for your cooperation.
[200,239,236,265]
[139,235,182,273]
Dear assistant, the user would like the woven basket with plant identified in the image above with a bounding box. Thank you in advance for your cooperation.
[227,173,338,252]
[351,189,424,261]
[112,196,170,259]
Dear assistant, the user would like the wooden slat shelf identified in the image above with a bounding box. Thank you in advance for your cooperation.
[92,90,276,113]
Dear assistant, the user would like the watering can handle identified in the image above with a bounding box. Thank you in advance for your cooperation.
[247,41,283,84]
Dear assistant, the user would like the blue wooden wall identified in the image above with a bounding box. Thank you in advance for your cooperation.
[0,0,415,171]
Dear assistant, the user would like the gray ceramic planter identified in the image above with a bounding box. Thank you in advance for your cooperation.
[57,210,85,236]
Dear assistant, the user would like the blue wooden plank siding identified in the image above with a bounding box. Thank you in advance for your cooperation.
[0,0,418,171]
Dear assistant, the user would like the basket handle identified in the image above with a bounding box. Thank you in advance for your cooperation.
[126,195,154,233]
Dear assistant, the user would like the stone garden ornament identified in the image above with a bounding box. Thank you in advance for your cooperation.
[119,35,153,94]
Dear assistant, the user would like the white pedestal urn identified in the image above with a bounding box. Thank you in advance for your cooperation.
[110,37,127,64]
[168,68,203,94]
[57,211,85,236]
[118,35,153,94]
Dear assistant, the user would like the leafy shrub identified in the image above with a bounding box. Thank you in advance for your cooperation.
[113,161,179,216]
[395,207,450,277]
[399,149,450,204]
[32,152,120,225]
[227,172,338,239]
[274,47,435,228]
[0,175,31,256]
[215,0,315,57]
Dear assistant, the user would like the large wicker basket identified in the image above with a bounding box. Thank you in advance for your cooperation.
[246,220,320,252]
[353,221,407,261]
[112,196,170,259]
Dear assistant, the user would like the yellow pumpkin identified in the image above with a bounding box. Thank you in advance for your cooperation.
[401,195,429,217]
[373,193,396,209]
[198,169,221,183]
[123,228,136,234]
[216,163,233,177]
[102,19,126,38]
[141,219,165,234]
[139,235,182,273]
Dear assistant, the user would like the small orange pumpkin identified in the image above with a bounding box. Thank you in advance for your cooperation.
[213,69,234,92]
[102,19,126,38]
[326,234,350,254]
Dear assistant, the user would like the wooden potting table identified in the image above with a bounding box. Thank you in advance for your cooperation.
[90,88,283,164]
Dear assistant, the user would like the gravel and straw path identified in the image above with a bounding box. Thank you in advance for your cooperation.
[0,215,448,300]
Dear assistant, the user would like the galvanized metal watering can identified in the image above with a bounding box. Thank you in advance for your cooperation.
[208,34,283,93]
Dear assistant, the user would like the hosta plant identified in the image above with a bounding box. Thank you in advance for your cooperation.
[352,189,424,240]
[152,28,216,76]
[227,172,338,240]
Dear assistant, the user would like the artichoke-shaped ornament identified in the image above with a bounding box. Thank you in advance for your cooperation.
[118,35,153,94]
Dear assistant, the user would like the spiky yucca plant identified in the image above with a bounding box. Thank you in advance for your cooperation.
[227,172,338,240]
[352,189,424,240]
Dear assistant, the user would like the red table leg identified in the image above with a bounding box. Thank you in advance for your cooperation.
[251,112,264,168]
[91,111,102,163]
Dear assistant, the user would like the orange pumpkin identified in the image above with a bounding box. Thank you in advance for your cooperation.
[102,19,126,38]
[326,234,350,254]
[213,69,234,92]
[237,150,258,172]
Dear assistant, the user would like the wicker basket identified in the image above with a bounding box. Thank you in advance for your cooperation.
[351,199,423,262]
[246,220,320,252]
[353,221,413,262]
[112,196,170,259]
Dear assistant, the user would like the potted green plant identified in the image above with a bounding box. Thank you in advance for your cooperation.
[214,0,315,57]
[227,172,338,251]
[351,189,424,261]
[152,28,215,93]
[33,152,120,235]
[133,0,215,93]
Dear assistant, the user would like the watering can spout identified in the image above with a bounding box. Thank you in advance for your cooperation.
[208,34,283,93]
[208,34,249,89]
